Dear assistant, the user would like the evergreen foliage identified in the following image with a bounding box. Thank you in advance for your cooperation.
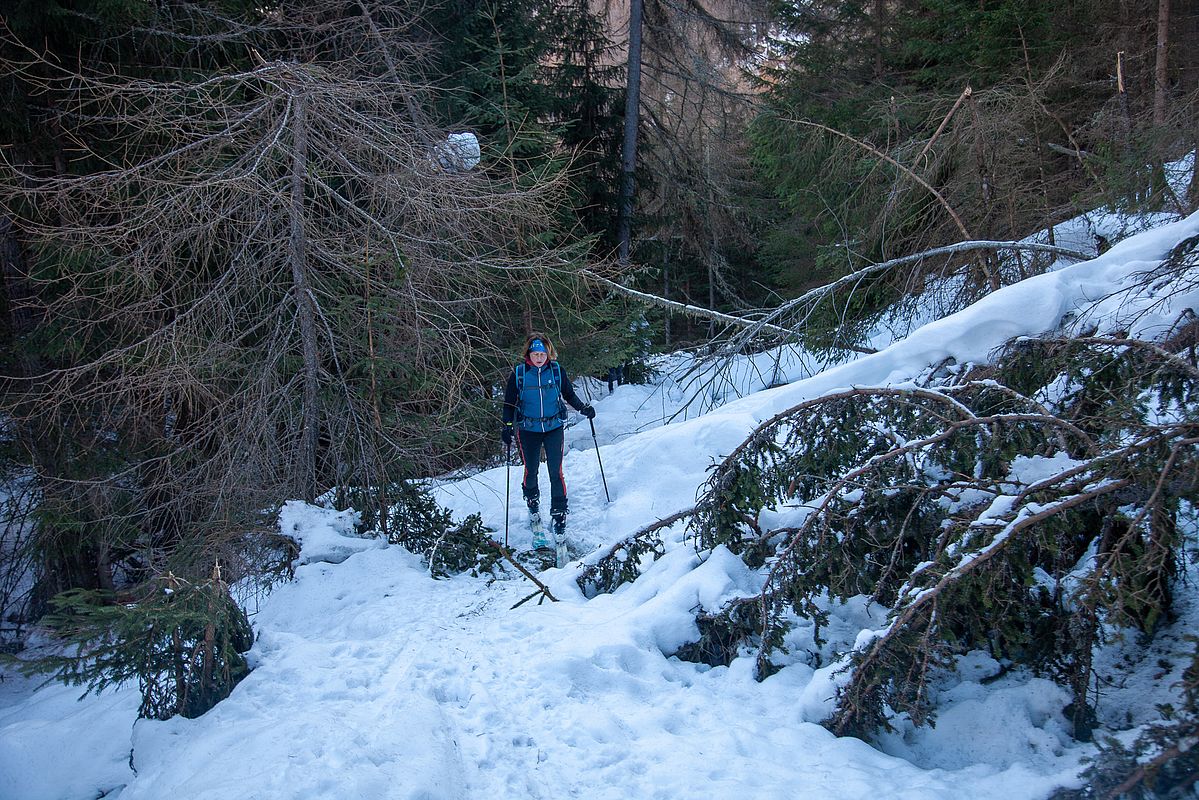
[0,0,595,715]
[576,510,682,596]
[678,319,1199,739]
[2,0,1197,756]
[17,568,253,720]
[425,0,646,380]
[1054,637,1199,799]
[748,0,1198,321]
[383,482,500,578]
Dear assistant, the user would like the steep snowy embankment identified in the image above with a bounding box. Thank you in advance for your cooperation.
[440,210,1199,561]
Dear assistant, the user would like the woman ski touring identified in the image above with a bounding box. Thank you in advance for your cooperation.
[501,333,595,567]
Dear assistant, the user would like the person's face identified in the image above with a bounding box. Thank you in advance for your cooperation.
[529,349,548,366]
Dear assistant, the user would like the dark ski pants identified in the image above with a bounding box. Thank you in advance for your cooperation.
[516,425,567,516]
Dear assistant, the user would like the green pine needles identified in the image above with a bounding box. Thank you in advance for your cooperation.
[681,331,1197,742]
[24,567,253,720]
[576,509,681,597]
[384,483,499,579]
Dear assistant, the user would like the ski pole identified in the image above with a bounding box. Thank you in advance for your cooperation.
[589,417,610,503]
[504,440,512,548]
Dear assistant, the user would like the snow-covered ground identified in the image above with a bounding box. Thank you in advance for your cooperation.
[2,209,1198,799]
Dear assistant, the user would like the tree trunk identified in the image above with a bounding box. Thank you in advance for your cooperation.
[705,136,716,338]
[1185,0,1199,209]
[289,94,321,502]
[363,254,389,538]
[966,91,992,217]
[1117,50,1132,156]
[617,0,644,267]
[1187,146,1199,211]
[662,246,671,346]
[873,0,885,79]
[1154,0,1171,126]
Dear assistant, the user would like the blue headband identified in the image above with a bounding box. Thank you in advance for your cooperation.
[529,339,547,353]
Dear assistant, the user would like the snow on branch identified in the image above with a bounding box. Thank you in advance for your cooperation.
[579,269,794,337]
[582,238,1089,343]
[675,335,1199,738]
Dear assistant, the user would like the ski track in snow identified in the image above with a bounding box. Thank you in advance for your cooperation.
[115,548,1046,800]
[2,540,1069,799]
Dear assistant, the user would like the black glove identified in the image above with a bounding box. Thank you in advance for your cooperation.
[580,405,596,420]
[501,424,514,446]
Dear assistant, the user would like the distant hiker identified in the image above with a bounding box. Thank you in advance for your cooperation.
[501,333,595,553]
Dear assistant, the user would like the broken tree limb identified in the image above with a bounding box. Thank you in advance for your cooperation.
[582,239,1090,342]
[489,539,557,604]
[784,117,974,245]
[755,239,1091,331]
[580,270,795,337]
[1046,141,1093,159]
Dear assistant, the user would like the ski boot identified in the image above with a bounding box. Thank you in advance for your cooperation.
[551,512,568,569]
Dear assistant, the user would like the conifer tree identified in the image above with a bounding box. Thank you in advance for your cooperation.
[428,0,641,372]
[615,0,775,344]
[749,0,1198,339]
[0,0,577,711]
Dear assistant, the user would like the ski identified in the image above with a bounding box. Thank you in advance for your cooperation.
[529,511,550,551]
[523,511,571,569]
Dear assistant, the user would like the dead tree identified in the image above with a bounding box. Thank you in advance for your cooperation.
[0,38,569,600]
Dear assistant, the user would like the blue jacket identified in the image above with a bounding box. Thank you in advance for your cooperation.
[502,361,587,433]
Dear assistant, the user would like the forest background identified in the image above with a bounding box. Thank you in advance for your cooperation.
[0,0,1197,787]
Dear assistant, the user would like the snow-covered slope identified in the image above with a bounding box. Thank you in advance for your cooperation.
[2,210,1197,800]
[443,210,1199,560]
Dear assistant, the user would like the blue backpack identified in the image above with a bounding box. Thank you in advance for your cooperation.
[515,362,567,431]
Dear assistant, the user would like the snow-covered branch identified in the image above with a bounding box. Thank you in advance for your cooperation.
[583,238,1090,345]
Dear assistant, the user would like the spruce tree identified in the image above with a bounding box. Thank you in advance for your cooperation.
[428,0,641,374]
[748,0,1196,338]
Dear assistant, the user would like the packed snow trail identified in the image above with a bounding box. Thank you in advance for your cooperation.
[42,539,1066,800]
